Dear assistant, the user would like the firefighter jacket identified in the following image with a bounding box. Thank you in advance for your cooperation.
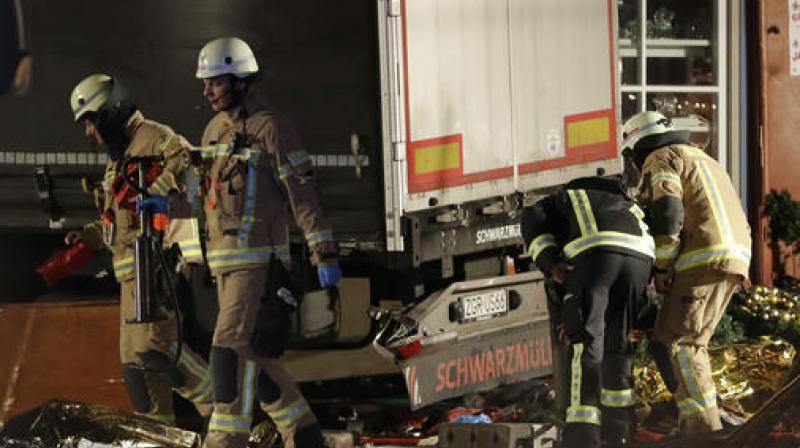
[195,93,337,274]
[82,111,203,281]
[521,179,655,272]
[638,142,751,277]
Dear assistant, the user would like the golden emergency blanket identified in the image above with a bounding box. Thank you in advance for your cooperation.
[634,338,796,417]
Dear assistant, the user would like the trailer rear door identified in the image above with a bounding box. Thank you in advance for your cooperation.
[383,0,621,219]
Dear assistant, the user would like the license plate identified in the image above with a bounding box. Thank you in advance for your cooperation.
[459,289,508,322]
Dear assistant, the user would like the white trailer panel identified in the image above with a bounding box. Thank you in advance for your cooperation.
[394,0,620,212]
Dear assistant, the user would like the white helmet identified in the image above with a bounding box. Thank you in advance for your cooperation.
[620,111,673,151]
[69,73,113,122]
[196,37,259,79]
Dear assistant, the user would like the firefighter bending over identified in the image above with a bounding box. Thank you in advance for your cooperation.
[621,111,751,434]
[521,176,654,447]
[67,74,213,424]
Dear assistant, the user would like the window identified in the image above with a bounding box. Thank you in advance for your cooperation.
[618,0,726,164]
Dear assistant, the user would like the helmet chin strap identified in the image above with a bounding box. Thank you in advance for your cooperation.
[620,147,642,194]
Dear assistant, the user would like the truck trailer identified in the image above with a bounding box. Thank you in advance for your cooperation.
[0,0,621,412]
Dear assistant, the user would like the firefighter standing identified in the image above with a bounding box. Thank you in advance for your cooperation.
[191,37,340,448]
[67,74,213,424]
[621,111,751,434]
[522,176,654,447]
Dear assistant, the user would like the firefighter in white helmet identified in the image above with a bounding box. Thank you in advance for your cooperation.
[68,73,213,424]
[621,110,751,434]
[192,37,337,447]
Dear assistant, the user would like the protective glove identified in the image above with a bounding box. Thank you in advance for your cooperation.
[136,195,168,214]
[317,264,342,289]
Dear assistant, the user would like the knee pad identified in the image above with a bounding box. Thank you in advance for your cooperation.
[121,363,152,414]
[257,371,281,404]
[210,346,239,403]
[294,423,325,448]
[137,350,184,388]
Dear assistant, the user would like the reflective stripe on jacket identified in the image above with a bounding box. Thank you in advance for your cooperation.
[198,93,337,274]
[639,144,751,276]
[521,184,654,272]
[83,111,194,281]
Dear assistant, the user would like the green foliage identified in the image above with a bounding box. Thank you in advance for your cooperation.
[764,189,800,253]
[634,302,746,366]
[634,337,651,365]
[709,312,746,346]
[731,297,800,350]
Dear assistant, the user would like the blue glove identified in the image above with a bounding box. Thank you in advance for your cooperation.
[136,195,168,214]
[453,414,492,424]
[317,265,342,289]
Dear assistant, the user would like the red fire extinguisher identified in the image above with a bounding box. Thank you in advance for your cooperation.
[36,242,96,288]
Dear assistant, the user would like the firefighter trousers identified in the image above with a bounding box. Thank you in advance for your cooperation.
[653,269,744,434]
[203,267,324,448]
[561,252,652,447]
[119,278,214,424]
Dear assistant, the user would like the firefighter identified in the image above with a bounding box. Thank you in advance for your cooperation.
[190,37,340,448]
[67,73,213,424]
[621,111,751,434]
[521,176,654,447]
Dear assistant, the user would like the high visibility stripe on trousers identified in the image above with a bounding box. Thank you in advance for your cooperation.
[566,343,601,426]
[208,360,257,434]
[565,189,654,260]
[268,398,312,429]
[168,343,212,402]
[675,346,717,417]
[600,388,636,408]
